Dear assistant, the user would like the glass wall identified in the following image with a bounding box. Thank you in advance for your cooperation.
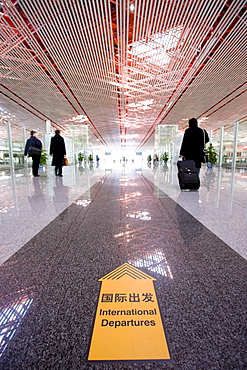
[0,122,26,170]
[0,121,8,168]
[67,124,90,163]
[12,125,26,168]
[212,119,247,168]
[155,124,178,163]
[1,116,247,171]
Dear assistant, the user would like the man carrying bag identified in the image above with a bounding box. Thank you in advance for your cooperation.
[179,118,209,174]
[24,130,42,177]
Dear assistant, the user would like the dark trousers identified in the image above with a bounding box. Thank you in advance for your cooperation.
[55,165,62,176]
[32,155,40,176]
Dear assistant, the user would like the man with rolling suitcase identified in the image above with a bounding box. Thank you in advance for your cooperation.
[178,118,209,190]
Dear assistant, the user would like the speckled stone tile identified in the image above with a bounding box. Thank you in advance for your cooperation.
[0,169,246,369]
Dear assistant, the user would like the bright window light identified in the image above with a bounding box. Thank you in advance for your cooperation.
[71,115,88,122]
[129,26,183,67]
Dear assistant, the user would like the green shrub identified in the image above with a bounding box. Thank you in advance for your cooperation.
[205,144,218,165]
[40,149,48,165]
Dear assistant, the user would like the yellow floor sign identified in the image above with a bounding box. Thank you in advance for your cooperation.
[88,263,170,361]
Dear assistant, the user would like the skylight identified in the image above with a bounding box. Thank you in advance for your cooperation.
[129,26,183,67]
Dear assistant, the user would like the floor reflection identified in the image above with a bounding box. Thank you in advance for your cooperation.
[129,249,173,278]
[0,289,34,357]
[74,199,91,207]
[126,211,152,220]
[52,177,70,216]
[28,177,46,215]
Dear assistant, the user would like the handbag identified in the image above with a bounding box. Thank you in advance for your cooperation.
[63,157,69,165]
[29,146,42,156]
[201,130,208,163]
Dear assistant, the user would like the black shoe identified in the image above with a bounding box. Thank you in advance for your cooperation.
[58,174,63,177]
[34,175,40,177]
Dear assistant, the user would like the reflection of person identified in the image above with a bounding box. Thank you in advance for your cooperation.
[53,177,70,218]
[203,169,216,191]
[50,130,66,177]
[180,118,209,173]
[175,191,204,242]
[28,177,46,214]
[24,130,42,177]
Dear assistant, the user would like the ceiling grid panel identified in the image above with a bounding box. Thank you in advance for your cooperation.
[1,3,83,117]
[178,27,247,112]
[135,1,218,148]
[158,2,246,118]
[15,0,109,118]
[136,1,246,149]
[165,2,247,118]
[0,0,246,149]
[16,0,116,147]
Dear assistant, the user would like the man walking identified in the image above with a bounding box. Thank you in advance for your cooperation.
[180,118,209,174]
[24,130,42,177]
[50,130,66,177]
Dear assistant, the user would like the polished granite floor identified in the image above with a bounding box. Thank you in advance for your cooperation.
[0,162,246,369]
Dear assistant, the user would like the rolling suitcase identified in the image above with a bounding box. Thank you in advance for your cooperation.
[177,159,200,190]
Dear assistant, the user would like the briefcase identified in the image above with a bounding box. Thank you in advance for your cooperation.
[29,146,42,157]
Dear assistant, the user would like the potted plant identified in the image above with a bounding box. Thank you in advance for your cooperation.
[205,144,218,168]
[88,154,93,163]
[78,152,84,165]
[161,152,169,165]
[39,149,48,166]
[13,153,19,164]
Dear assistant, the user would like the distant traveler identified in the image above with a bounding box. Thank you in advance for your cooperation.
[179,118,209,173]
[24,130,42,177]
[50,129,66,177]
[153,153,158,165]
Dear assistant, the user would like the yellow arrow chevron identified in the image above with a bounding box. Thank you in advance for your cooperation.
[88,263,170,361]
[99,263,157,281]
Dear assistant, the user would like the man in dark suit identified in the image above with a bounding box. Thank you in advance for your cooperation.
[50,130,66,177]
[24,130,42,177]
[180,118,209,173]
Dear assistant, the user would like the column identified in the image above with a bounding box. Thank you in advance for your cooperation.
[218,126,224,167]
[22,126,26,149]
[7,120,14,171]
[22,126,28,169]
[46,120,51,134]
[209,130,213,142]
[232,121,238,170]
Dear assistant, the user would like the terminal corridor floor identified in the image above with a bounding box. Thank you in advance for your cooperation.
[0,166,246,369]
